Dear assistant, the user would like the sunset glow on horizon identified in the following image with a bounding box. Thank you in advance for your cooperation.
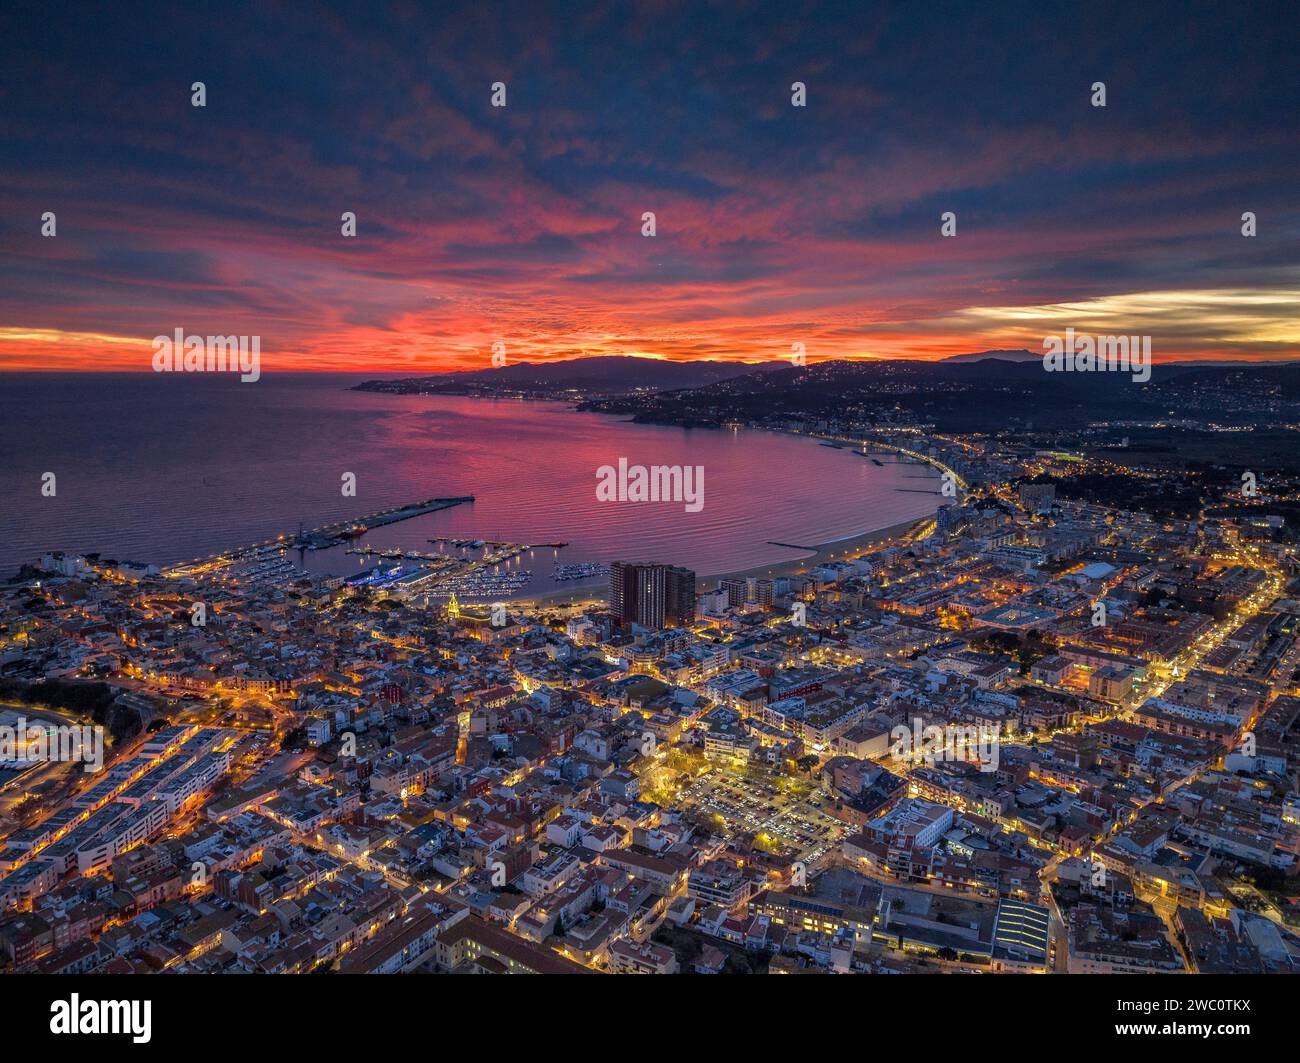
[1,5,1296,374]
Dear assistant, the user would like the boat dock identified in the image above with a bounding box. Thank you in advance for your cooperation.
[163,496,478,577]
[346,547,452,564]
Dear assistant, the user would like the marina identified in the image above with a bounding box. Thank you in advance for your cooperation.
[164,495,476,578]
[336,527,565,600]
[346,547,453,564]
[427,538,567,565]
[552,562,608,582]
[426,570,534,599]
[427,537,568,550]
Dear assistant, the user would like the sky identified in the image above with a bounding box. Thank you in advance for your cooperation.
[0,0,1297,373]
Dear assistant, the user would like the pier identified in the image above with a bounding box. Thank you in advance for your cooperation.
[346,547,453,564]
[316,496,474,537]
[295,496,476,550]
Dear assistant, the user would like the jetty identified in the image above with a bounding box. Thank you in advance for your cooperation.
[322,496,474,536]
[294,496,475,550]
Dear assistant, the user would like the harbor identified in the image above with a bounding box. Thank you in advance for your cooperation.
[340,532,576,601]
[163,495,476,579]
[346,547,452,564]
[163,501,600,603]
[426,537,567,550]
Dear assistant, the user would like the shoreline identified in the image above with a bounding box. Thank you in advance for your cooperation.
[512,413,943,609]
[516,513,930,610]
[12,385,941,608]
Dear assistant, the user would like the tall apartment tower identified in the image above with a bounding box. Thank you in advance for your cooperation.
[719,578,748,608]
[609,562,696,629]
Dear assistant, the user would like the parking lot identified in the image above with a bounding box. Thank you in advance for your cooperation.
[676,764,849,866]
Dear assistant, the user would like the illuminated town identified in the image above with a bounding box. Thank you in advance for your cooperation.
[2,6,1298,1034]
[3,410,1298,977]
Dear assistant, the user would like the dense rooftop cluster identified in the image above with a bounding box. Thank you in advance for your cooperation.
[1,423,1299,975]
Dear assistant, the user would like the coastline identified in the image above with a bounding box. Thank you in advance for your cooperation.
[516,513,930,609]
[6,378,941,606]
[512,410,940,609]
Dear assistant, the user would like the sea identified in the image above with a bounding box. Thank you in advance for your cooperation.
[0,373,940,597]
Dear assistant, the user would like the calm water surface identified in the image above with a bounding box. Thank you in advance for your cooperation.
[0,373,939,593]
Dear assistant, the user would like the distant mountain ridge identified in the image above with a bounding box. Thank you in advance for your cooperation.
[353,350,1298,397]
[569,352,1300,433]
[354,350,1051,395]
[941,349,1040,363]
[352,355,783,395]
[942,348,1299,368]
